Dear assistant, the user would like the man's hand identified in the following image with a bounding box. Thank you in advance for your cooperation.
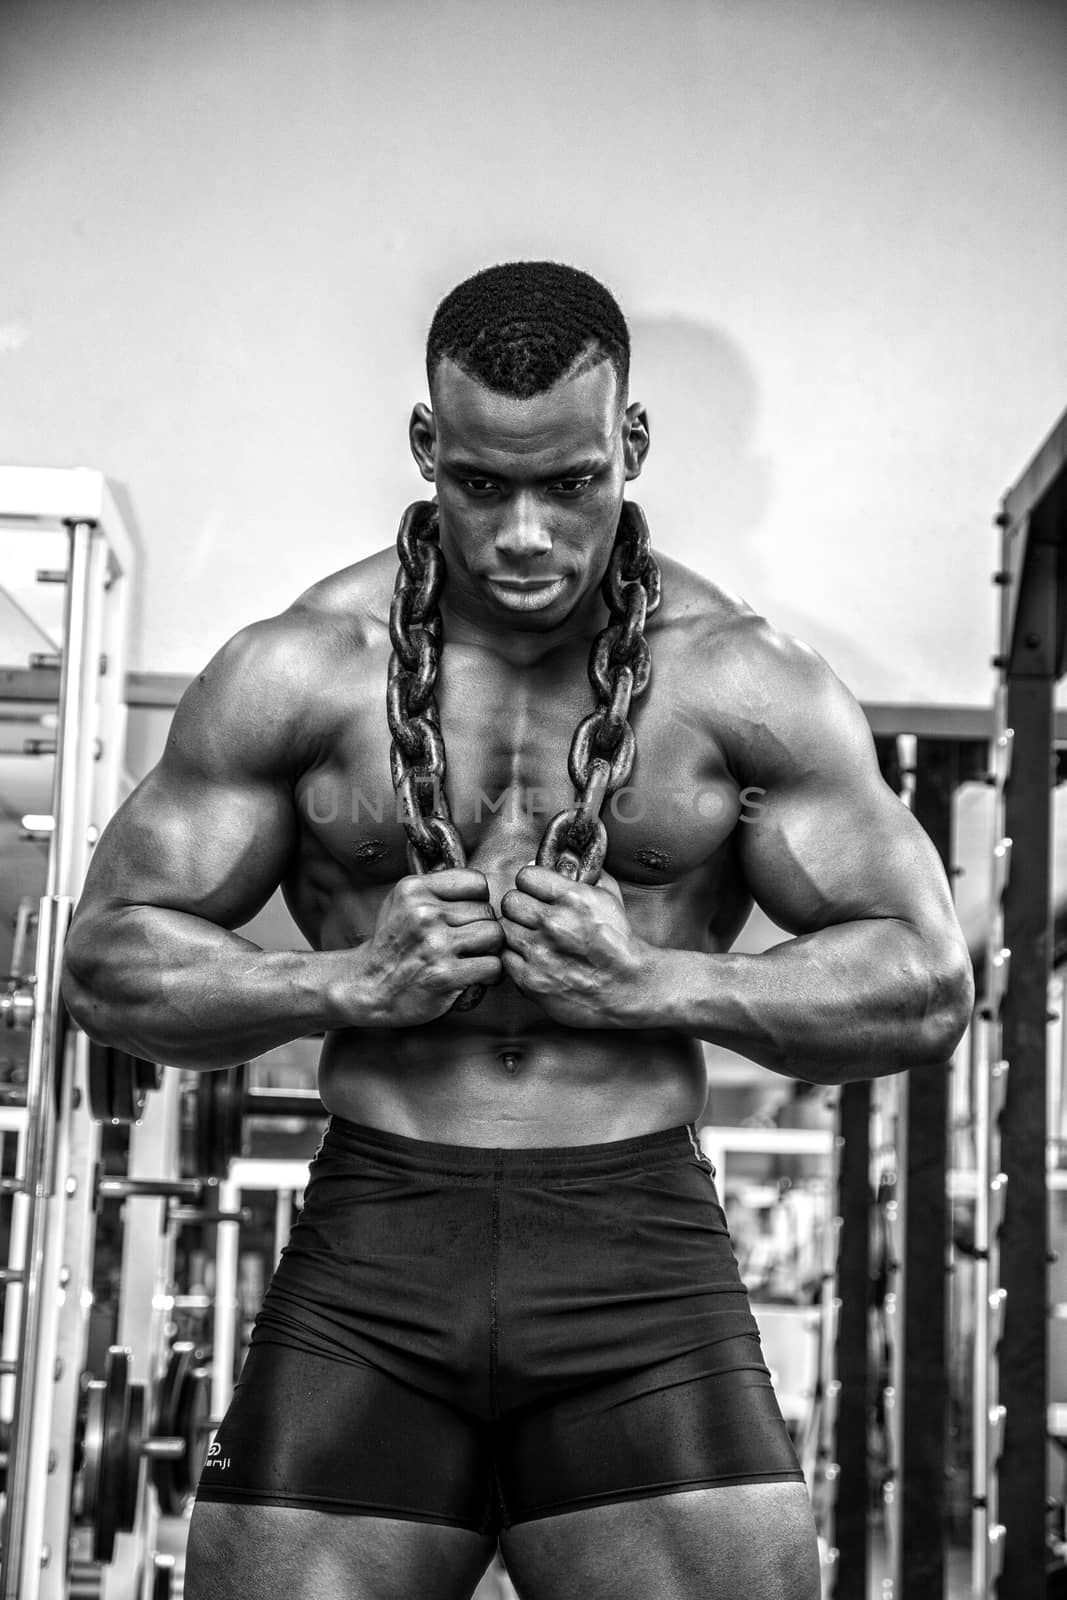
[499,864,650,1028]
[350,870,504,1026]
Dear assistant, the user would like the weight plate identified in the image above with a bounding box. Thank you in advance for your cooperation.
[152,1343,195,1516]
[87,1043,115,1123]
[195,1064,247,1178]
[87,1044,160,1124]
[80,1378,106,1525]
[175,1360,212,1501]
[122,1381,146,1534]
[92,1346,132,1562]
[135,1057,163,1094]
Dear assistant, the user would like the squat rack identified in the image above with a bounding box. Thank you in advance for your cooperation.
[983,407,1067,1599]
[0,468,137,1600]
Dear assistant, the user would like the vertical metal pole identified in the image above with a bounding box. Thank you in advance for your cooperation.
[895,739,973,1596]
[103,1071,183,1600]
[834,1079,871,1599]
[274,1189,293,1267]
[211,1179,241,1427]
[2,520,94,1600]
[0,1128,29,1424]
[997,670,1053,1598]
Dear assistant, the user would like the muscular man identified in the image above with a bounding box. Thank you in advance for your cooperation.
[63,262,973,1600]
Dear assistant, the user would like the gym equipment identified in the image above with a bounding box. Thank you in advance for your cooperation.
[151,1556,176,1600]
[101,1066,192,1599]
[188,1062,326,1178]
[96,1172,249,1228]
[976,404,1067,1599]
[87,1043,162,1124]
[149,1342,212,1516]
[0,467,136,1600]
[831,733,979,1599]
[78,1346,189,1563]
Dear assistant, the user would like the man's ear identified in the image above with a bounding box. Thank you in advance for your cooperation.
[409,403,437,483]
[623,403,650,481]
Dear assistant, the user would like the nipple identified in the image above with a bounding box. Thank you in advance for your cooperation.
[353,838,387,863]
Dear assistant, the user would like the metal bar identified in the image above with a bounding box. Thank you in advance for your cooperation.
[970,1016,994,1598]
[1001,406,1067,534]
[0,466,136,576]
[996,408,1067,665]
[0,1127,28,1424]
[211,1178,241,1428]
[896,738,963,1596]
[1,894,69,1600]
[103,1071,182,1600]
[2,519,92,1600]
[274,1190,293,1269]
[47,523,95,902]
[833,1079,871,1599]
[244,1087,326,1120]
[996,672,1053,1599]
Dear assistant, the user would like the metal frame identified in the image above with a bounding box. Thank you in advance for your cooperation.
[0,467,137,1600]
[207,1160,309,1428]
[100,1072,184,1600]
[980,406,1067,1599]
[898,739,986,1597]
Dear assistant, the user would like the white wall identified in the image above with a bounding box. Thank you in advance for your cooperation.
[1,0,1064,703]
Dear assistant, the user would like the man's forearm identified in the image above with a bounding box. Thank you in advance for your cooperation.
[642,920,973,1084]
[62,905,362,1070]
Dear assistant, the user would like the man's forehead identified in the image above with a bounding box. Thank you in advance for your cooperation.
[431,357,621,438]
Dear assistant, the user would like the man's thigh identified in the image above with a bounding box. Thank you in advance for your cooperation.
[500,1482,821,1600]
[185,1501,497,1600]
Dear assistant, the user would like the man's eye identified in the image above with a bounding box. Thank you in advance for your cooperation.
[551,477,594,496]
[462,479,499,497]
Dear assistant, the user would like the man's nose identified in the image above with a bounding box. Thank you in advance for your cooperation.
[493,494,553,559]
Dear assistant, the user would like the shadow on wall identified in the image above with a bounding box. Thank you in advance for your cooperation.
[630,314,886,690]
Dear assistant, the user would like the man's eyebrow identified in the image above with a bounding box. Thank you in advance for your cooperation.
[441,457,607,480]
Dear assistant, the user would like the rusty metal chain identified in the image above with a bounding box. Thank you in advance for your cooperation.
[386,498,661,1010]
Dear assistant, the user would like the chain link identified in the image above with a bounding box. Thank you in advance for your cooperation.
[386,498,661,1010]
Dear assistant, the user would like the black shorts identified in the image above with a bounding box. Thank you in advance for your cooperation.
[195,1118,802,1534]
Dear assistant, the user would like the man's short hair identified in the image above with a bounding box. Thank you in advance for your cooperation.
[426,261,630,404]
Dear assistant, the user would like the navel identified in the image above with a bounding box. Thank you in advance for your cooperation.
[635,846,671,871]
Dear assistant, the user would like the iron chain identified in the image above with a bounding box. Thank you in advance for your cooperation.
[385,499,661,1010]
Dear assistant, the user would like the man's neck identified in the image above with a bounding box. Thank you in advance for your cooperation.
[438,582,609,667]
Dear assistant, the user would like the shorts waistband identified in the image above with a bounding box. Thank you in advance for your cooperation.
[321,1116,705,1181]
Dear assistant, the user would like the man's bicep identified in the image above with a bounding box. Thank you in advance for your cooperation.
[733,653,951,938]
[77,632,305,929]
[79,759,297,931]
[738,767,944,938]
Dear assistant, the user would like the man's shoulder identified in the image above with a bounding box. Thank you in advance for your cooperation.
[289,546,395,631]
[172,548,396,770]
[653,553,865,768]
[216,547,395,676]
[654,553,824,681]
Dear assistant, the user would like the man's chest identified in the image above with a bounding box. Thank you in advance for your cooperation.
[295,641,744,888]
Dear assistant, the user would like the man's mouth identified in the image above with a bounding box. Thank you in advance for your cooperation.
[486,577,568,611]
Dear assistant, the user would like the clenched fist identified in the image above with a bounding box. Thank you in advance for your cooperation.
[346,870,504,1026]
[499,864,652,1028]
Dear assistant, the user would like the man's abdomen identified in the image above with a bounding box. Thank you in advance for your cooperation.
[316,1018,708,1147]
